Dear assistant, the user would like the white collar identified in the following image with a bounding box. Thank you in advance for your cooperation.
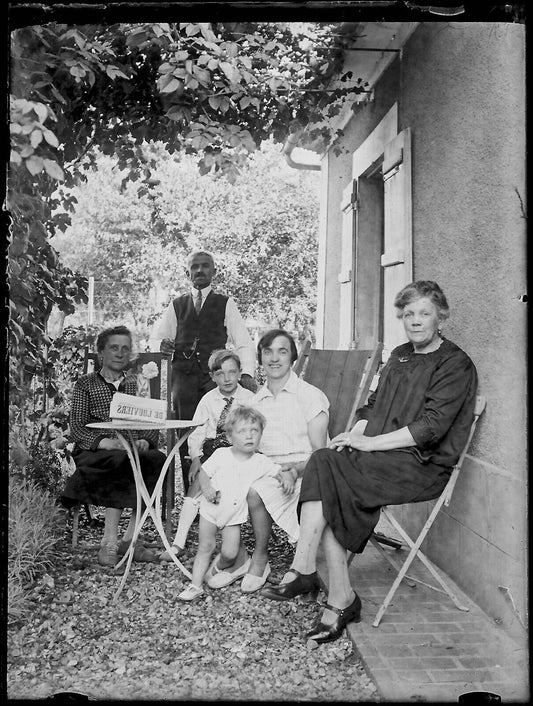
[191,284,212,297]
[214,384,243,401]
[98,370,126,388]
[255,370,298,400]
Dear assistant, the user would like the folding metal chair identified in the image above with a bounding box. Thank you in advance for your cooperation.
[349,395,486,627]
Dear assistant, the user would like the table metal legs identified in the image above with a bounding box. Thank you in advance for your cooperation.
[112,431,193,600]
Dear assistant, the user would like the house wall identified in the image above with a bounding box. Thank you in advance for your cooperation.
[320,22,527,630]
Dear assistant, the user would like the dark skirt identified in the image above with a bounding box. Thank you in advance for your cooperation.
[298,447,451,554]
[61,448,166,510]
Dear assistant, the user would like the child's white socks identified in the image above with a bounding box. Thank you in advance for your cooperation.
[173,495,200,549]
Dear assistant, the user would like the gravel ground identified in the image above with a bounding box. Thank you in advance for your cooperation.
[7,502,380,702]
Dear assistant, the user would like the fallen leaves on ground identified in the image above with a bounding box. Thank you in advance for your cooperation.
[7,505,380,702]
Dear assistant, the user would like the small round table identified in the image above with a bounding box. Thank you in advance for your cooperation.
[87,419,204,599]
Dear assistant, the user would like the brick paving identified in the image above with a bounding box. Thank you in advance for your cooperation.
[317,520,529,703]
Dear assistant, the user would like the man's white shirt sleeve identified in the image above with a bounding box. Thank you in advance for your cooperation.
[187,397,212,459]
[224,297,256,377]
[149,302,177,350]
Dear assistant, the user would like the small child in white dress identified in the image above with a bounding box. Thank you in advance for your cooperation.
[177,406,280,601]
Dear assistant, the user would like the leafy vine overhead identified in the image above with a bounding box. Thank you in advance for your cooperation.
[11,22,365,180]
[8,21,367,399]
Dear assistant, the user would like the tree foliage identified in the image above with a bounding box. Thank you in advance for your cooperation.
[51,141,321,340]
[8,20,366,408]
[11,22,361,174]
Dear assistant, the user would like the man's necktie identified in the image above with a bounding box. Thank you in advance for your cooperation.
[194,288,202,314]
[213,396,234,449]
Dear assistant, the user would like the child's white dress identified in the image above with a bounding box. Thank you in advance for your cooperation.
[199,447,280,529]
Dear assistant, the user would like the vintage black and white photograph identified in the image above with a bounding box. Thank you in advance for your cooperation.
[4,1,527,702]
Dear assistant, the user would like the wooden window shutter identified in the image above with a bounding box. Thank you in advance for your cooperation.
[338,179,357,348]
[381,128,413,359]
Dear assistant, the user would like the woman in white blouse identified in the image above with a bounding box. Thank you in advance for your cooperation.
[241,329,329,593]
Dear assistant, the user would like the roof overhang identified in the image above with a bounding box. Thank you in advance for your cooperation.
[287,21,419,166]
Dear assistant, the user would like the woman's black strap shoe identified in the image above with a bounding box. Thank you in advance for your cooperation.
[260,569,320,602]
[305,593,362,644]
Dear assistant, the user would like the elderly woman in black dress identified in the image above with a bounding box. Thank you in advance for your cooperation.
[61,326,166,567]
[261,281,478,643]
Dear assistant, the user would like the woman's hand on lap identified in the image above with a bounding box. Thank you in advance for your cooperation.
[98,437,123,451]
[328,430,375,453]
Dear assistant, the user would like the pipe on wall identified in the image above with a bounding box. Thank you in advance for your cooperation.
[282,130,321,171]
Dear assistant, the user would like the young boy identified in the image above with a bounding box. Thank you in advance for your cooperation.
[178,405,280,601]
[160,349,256,561]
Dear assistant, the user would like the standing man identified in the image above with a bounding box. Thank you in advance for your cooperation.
[152,250,257,492]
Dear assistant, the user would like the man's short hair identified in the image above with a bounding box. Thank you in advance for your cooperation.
[186,250,216,268]
[96,325,132,353]
[208,349,242,372]
[224,405,267,434]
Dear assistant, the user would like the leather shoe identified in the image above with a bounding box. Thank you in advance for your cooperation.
[98,542,118,567]
[160,544,186,562]
[260,569,320,602]
[118,539,157,563]
[305,593,362,644]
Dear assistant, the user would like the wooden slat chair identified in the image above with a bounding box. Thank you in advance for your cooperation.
[293,342,383,439]
[349,394,487,627]
[70,350,175,546]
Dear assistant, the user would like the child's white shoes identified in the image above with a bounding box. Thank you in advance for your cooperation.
[177,583,204,601]
[241,562,271,593]
[207,556,251,589]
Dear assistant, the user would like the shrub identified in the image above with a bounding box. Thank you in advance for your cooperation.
[18,442,72,499]
[45,325,98,407]
[8,478,63,624]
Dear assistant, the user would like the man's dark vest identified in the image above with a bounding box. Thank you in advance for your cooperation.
[172,291,228,375]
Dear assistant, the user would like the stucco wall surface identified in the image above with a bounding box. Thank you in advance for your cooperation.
[400,22,527,475]
[321,22,526,628]
[396,21,527,631]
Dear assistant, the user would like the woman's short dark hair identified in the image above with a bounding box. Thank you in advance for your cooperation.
[394,281,450,321]
[96,325,132,353]
[257,329,299,365]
